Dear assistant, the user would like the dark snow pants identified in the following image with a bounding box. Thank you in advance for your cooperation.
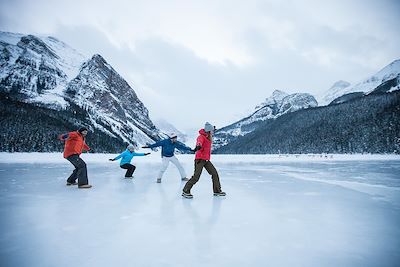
[120,164,136,177]
[183,159,222,193]
[66,154,88,186]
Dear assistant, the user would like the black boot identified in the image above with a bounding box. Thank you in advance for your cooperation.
[182,191,193,199]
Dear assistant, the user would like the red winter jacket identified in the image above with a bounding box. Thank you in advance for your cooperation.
[195,129,212,160]
[61,131,90,158]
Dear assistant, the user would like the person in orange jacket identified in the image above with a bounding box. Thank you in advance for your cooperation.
[59,127,92,188]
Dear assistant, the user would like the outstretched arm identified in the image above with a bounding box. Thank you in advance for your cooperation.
[83,143,90,152]
[143,139,165,149]
[110,151,126,161]
[58,133,69,141]
[176,141,193,152]
[58,132,79,141]
[132,152,151,156]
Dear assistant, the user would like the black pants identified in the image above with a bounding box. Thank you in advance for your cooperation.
[66,154,88,185]
[120,164,136,177]
[183,159,222,193]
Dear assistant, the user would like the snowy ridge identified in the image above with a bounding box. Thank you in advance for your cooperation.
[0,32,86,108]
[318,80,351,106]
[64,54,162,145]
[0,31,162,147]
[348,59,400,94]
[214,90,317,148]
[154,118,187,142]
[0,31,22,45]
[40,36,86,81]
[320,60,400,105]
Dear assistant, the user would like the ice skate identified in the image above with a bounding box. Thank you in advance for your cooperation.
[213,191,226,196]
[182,191,193,199]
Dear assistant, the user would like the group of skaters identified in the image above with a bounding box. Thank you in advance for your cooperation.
[58,122,226,198]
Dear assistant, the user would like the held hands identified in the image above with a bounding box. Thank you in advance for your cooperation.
[192,145,202,152]
[58,134,67,141]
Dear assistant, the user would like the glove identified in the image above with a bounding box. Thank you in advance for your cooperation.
[109,159,115,161]
[142,146,149,149]
[144,153,151,156]
[58,133,68,140]
[193,145,202,152]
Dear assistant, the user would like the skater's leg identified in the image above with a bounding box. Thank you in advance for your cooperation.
[67,168,78,183]
[127,164,136,177]
[66,155,79,183]
[120,164,134,177]
[204,161,222,193]
[183,159,205,193]
[157,157,170,180]
[170,156,187,178]
[74,156,88,185]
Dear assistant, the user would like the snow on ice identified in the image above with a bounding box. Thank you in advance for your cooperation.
[0,153,399,267]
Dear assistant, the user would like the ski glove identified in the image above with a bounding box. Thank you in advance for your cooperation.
[193,145,202,152]
[109,159,115,161]
[58,133,69,140]
[144,153,151,156]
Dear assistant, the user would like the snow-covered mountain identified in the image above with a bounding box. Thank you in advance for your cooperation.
[0,32,85,108]
[0,31,162,149]
[154,119,187,142]
[214,90,317,149]
[318,80,351,106]
[319,60,400,105]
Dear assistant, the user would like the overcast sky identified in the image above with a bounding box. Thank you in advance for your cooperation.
[1,0,399,132]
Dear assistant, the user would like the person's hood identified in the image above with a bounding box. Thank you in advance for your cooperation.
[199,129,208,136]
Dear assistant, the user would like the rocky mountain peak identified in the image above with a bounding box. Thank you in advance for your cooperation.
[18,35,59,59]
[0,31,162,149]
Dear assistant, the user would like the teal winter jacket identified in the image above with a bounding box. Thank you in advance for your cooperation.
[114,150,146,165]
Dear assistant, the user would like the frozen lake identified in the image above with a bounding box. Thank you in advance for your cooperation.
[0,153,399,267]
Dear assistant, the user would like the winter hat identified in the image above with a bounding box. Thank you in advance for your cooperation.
[169,133,178,139]
[127,144,136,150]
[78,127,88,133]
[204,122,214,132]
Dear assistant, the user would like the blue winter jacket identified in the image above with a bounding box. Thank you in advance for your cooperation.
[114,150,146,165]
[147,139,191,157]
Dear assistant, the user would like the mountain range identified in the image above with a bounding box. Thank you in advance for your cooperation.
[1,30,399,154]
[214,91,318,149]
[0,31,162,152]
[318,60,400,105]
[214,59,400,154]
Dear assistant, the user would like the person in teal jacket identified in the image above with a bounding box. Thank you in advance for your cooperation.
[109,145,150,178]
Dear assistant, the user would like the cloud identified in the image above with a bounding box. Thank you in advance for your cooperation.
[1,0,400,130]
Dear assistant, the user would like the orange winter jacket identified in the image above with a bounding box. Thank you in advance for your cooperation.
[61,131,90,158]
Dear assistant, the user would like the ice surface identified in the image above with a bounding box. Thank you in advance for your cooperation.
[0,153,399,267]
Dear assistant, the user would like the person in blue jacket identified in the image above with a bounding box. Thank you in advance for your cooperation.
[109,144,150,178]
[142,133,193,183]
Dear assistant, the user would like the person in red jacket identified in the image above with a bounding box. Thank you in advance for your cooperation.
[182,122,226,198]
[59,127,92,189]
